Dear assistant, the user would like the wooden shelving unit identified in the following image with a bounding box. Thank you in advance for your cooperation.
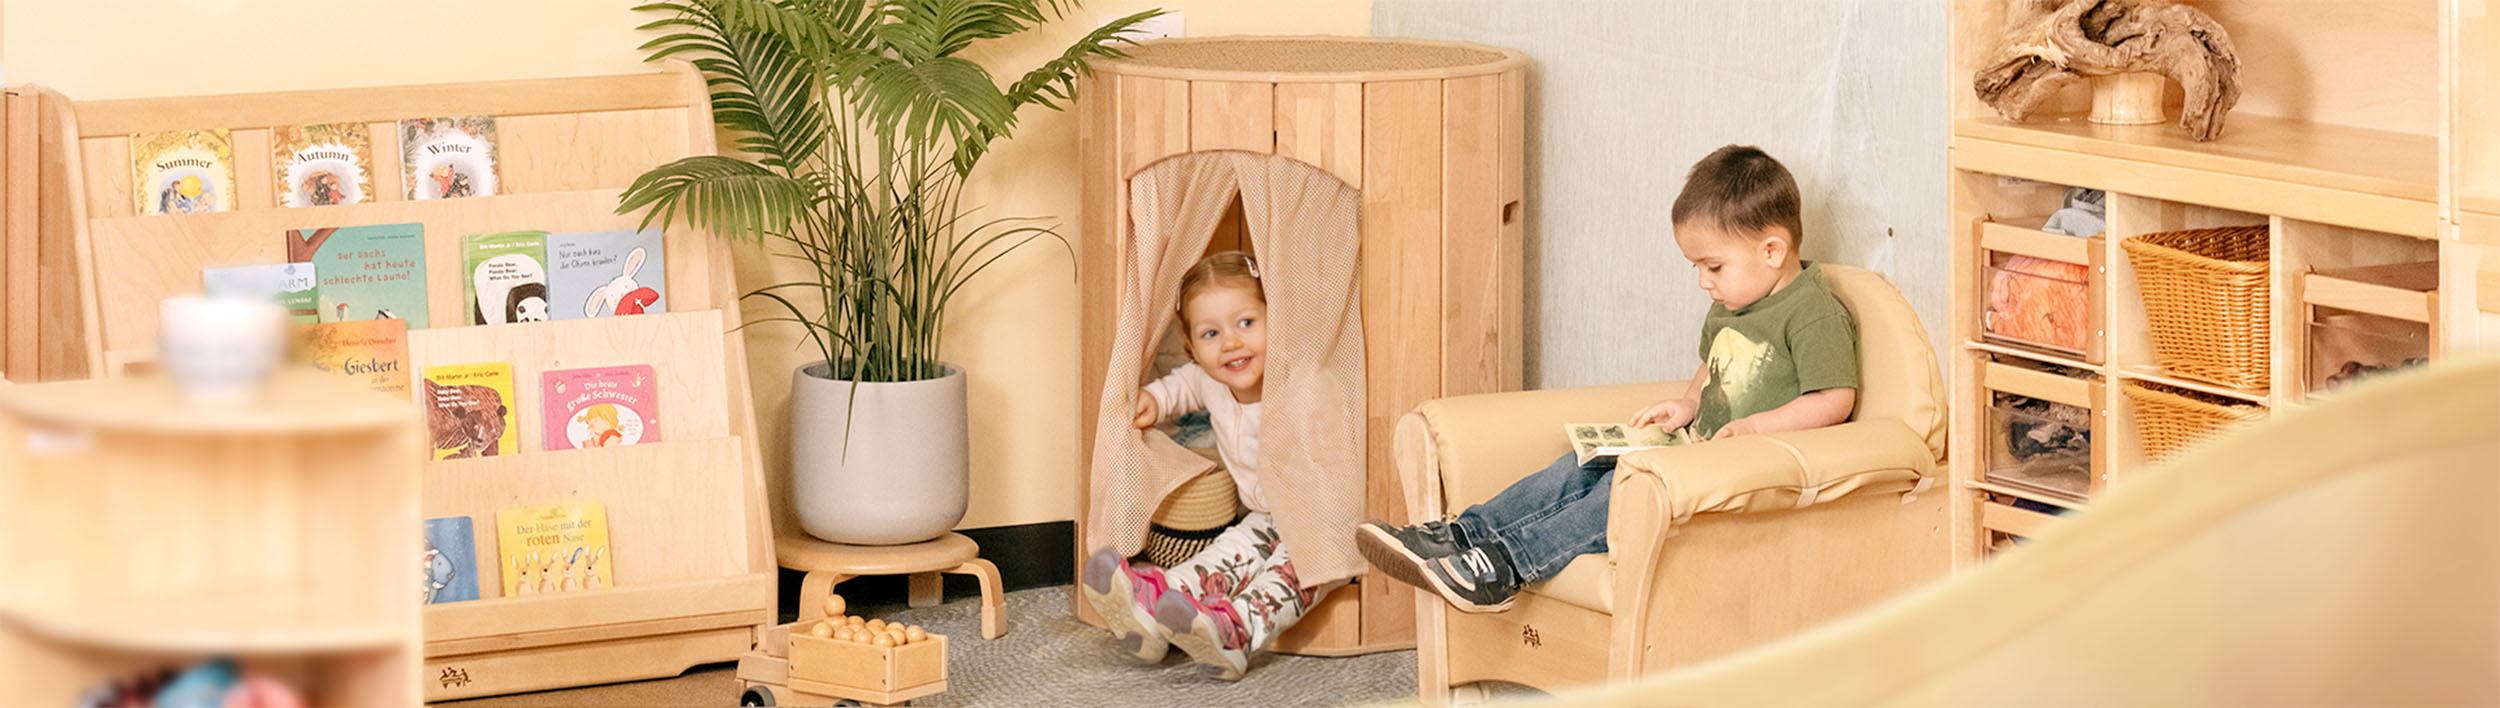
[5,65,777,700]
[1947,0,2497,561]
[0,373,421,706]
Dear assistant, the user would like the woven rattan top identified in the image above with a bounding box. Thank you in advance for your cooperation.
[1101,37,1520,81]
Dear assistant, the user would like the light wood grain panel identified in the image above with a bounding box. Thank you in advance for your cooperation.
[70,71,689,138]
[1981,361,2096,409]
[2202,0,2438,136]
[2303,272,2437,323]
[2461,5,2499,210]
[369,121,404,202]
[77,136,129,219]
[37,93,97,381]
[230,128,274,209]
[1499,69,1526,390]
[412,310,734,453]
[1362,79,1442,646]
[1441,592,1610,689]
[1272,584,1373,656]
[1441,74,1503,400]
[422,624,750,702]
[425,438,754,591]
[5,92,38,379]
[1072,72,1120,627]
[1274,82,1363,187]
[498,108,693,194]
[1188,81,1273,153]
[1118,75,1191,176]
[1953,122,2438,237]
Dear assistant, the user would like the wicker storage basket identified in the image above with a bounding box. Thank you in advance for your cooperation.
[2121,225,2270,389]
[2123,382,2266,461]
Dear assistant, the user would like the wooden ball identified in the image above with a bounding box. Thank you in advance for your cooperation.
[867,619,887,632]
[809,622,831,638]
[872,634,895,647]
[824,594,847,616]
[905,626,927,642]
[846,615,865,626]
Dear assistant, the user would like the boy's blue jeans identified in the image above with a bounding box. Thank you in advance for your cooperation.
[1452,452,1610,585]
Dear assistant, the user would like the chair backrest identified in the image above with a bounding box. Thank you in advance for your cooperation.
[1817,264,1944,458]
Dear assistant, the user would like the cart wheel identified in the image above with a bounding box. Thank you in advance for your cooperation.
[738,685,776,706]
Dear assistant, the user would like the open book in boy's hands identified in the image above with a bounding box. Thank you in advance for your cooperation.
[1564,423,1698,468]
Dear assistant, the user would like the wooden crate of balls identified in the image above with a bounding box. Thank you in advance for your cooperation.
[736,594,946,707]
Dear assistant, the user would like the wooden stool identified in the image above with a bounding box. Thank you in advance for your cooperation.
[777,532,1006,639]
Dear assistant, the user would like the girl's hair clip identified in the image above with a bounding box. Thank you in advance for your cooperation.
[1245,256,1262,281]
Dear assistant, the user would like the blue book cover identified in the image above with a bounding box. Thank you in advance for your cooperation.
[423,516,480,604]
[546,228,665,320]
[286,223,428,329]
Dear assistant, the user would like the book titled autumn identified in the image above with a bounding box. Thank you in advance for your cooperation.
[400,116,500,200]
[272,122,374,207]
[287,223,429,329]
[131,129,238,215]
[300,318,411,400]
[424,362,516,460]
[541,365,658,451]
[495,502,612,597]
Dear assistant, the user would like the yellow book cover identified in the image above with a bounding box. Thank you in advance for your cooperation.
[300,318,410,400]
[130,128,239,215]
[423,362,516,459]
[494,502,612,597]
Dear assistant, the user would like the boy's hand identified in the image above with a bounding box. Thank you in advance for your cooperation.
[1628,398,1698,430]
[1713,417,1763,440]
[1132,391,1160,429]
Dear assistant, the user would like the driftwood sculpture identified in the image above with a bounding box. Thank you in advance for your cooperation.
[1974,0,2242,141]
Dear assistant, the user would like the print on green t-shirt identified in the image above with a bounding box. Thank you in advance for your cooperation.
[1693,262,1861,437]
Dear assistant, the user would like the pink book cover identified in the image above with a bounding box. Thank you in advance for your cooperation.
[540,365,658,451]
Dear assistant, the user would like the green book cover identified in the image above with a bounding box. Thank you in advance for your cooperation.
[465,230,549,325]
[286,223,427,329]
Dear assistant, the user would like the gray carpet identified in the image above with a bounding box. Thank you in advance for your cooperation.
[436,585,1498,707]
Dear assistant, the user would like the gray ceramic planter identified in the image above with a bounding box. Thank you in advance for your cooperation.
[790,361,969,545]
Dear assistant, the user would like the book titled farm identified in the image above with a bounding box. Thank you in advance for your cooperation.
[272,122,374,207]
[130,129,238,215]
[423,516,481,604]
[400,116,500,200]
[495,501,612,597]
[201,262,318,324]
[465,230,549,325]
[286,223,428,329]
[541,365,658,451]
[547,229,666,320]
[300,318,411,400]
[423,362,516,460]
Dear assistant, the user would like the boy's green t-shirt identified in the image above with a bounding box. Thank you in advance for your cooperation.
[1693,261,1860,436]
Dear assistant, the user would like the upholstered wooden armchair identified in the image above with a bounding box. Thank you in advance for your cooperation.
[1391,264,1952,703]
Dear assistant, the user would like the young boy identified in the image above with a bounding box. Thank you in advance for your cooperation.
[1356,145,1861,612]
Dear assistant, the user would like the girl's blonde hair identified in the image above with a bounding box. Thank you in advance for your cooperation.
[1177,250,1264,311]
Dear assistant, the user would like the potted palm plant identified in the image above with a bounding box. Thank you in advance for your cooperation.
[623,0,1160,544]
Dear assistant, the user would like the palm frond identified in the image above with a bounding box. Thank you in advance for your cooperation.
[616,155,814,245]
[845,54,1015,148]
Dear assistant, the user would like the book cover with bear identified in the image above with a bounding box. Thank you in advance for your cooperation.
[424,362,516,460]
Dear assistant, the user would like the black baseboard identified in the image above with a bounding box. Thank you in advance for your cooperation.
[775,521,1073,623]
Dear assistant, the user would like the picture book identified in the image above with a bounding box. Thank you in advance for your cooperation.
[423,362,516,460]
[400,116,500,200]
[201,262,318,324]
[423,516,481,604]
[541,365,658,451]
[465,230,549,325]
[300,318,411,400]
[495,501,613,597]
[546,228,666,320]
[286,223,428,329]
[130,129,238,215]
[271,122,374,207]
[1563,423,1697,468]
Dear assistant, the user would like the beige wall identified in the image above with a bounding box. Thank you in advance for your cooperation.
[3,0,1370,529]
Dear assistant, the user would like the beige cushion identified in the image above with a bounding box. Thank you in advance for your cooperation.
[1529,555,1616,612]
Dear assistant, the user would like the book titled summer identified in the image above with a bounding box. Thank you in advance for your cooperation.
[400,116,500,200]
[465,230,549,325]
[131,129,238,215]
[541,365,658,451]
[201,262,317,324]
[286,223,428,329]
[495,501,613,597]
[301,318,411,400]
[424,362,516,460]
[423,516,481,604]
[1563,423,1696,468]
[272,122,374,207]
[546,228,666,320]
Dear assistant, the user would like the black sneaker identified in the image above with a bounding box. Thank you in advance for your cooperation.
[1420,543,1522,613]
[1354,520,1463,591]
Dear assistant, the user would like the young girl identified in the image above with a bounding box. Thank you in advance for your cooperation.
[1081,251,1332,681]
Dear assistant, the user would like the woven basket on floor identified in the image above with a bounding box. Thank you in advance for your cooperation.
[2121,225,2270,390]
[2123,382,2266,461]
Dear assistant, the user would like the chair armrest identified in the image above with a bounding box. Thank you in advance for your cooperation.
[1393,382,1672,521]
[1609,418,1935,526]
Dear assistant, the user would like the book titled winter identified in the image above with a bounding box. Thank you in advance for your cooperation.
[495,502,612,597]
[423,516,481,604]
[541,365,658,451]
[287,223,428,329]
[465,230,549,325]
[271,122,374,207]
[300,318,411,400]
[131,129,238,215]
[424,362,516,460]
[400,116,500,200]
[546,229,665,320]
[201,262,317,324]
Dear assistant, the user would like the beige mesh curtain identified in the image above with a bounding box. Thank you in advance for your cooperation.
[1086,151,1368,586]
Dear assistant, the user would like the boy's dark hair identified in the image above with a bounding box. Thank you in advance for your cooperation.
[1671,145,1804,250]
